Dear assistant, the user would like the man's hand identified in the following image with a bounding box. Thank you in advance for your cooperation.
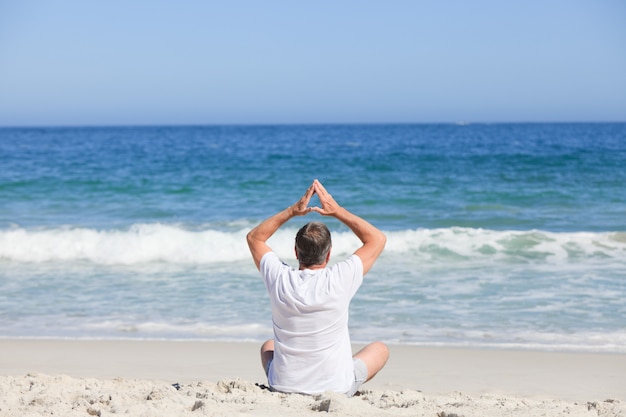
[310,179,341,217]
[290,181,316,216]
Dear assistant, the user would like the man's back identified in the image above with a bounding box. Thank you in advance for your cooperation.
[260,252,363,394]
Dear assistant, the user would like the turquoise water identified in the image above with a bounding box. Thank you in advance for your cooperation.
[1,123,625,351]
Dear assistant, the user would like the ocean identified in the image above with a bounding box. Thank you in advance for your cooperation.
[1,123,625,352]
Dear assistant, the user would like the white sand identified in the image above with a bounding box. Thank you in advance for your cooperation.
[1,339,624,416]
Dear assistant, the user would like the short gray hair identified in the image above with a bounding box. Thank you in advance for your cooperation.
[295,222,332,267]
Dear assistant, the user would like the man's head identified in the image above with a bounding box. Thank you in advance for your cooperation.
[295,222,332,267]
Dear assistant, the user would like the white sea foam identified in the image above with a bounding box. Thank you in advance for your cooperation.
[0,224,250,264]
[83,320,273,341]
[1,224,624,265]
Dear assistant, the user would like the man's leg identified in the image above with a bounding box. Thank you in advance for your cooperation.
[260,339,274,376]
[353,341,389,382]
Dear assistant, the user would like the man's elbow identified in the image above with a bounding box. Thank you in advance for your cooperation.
[367,230,386,257]
[377,231,387,249]
[246,231,256,249]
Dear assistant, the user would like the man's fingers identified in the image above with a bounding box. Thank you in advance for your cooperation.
[314,181,335,207]
[313,180,329,198]
[306,182,317,198]
[299,182,315,206]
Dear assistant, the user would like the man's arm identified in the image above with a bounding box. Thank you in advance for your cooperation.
[311,180,386,275]
[246,182,316,270]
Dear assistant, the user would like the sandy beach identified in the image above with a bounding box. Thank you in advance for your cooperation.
[0,339,624,416]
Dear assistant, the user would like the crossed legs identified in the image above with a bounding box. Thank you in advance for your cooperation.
[352,341,389,382]
[260,339,275,376]
[260,339,389,382]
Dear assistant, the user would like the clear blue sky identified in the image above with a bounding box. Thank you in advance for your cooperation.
[1,0,625,126]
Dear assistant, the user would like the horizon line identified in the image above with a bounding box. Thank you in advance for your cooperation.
[1,120,625,129]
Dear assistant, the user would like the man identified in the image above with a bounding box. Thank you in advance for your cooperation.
[246,179,389,396]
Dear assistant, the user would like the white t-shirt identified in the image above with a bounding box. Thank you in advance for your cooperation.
[260,251,363,394]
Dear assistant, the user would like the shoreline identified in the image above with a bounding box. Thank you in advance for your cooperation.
[4,335,624,355]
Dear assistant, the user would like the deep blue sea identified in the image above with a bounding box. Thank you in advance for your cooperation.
[1,123,625,352]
